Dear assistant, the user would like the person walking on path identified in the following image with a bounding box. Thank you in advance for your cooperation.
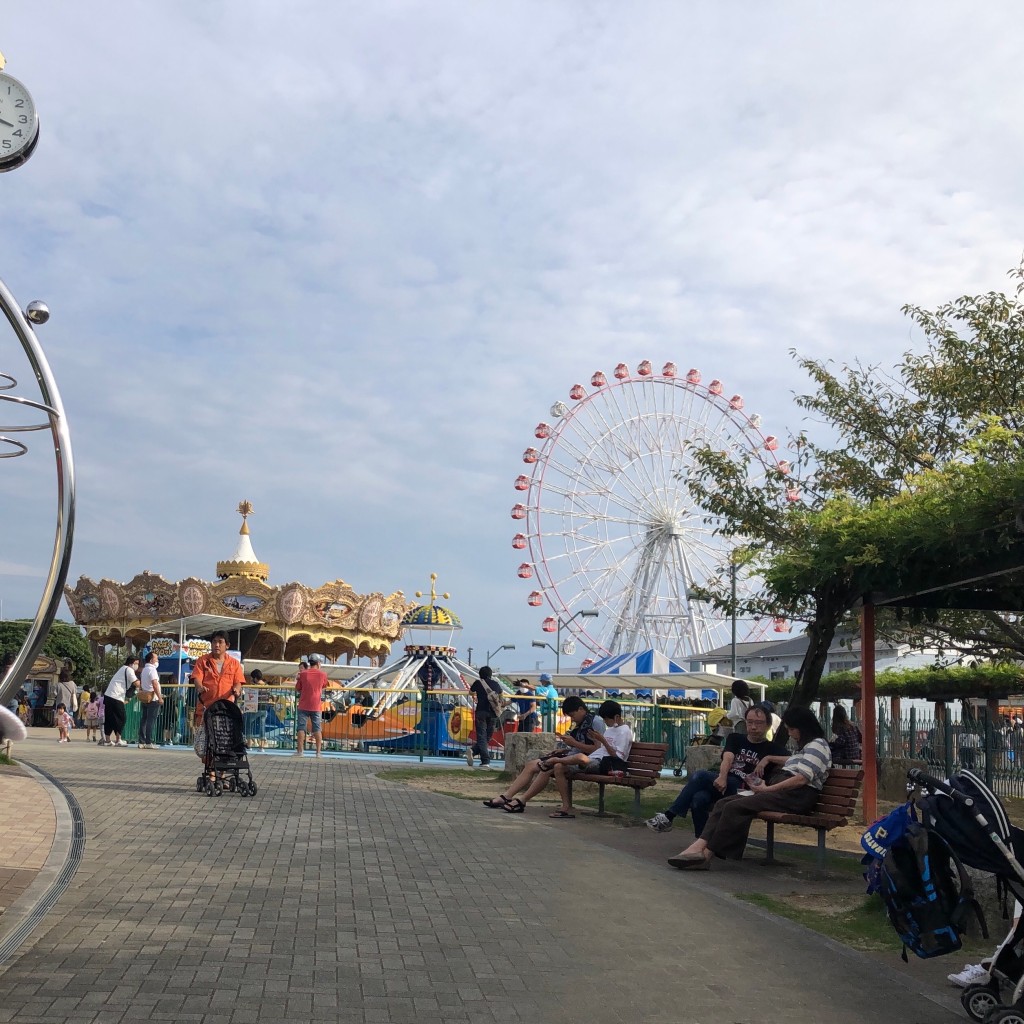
[295,654,327,756]
[466,665,501,768]
[53,667,78,724]
[137,650,163,749]
[103,655,139,747]
[190,631,245,767]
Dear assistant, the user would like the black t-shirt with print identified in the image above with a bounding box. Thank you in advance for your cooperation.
[723,732,787,778]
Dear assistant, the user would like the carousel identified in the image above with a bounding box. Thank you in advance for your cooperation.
[322,575,516,755]
[63,501,412,663]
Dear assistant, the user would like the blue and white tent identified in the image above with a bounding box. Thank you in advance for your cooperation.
[580,650,689,676]
[579,649,713,700]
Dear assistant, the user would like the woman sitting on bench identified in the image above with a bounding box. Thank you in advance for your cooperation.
[666,706,832,870]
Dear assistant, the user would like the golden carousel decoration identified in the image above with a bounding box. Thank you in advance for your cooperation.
[63,501,412,663]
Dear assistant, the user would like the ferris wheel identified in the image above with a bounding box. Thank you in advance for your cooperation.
[511,360,789,664]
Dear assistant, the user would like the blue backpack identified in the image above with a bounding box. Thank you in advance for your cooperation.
[880,821,986,961]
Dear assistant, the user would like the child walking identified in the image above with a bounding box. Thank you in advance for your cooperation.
[54,702,74,743]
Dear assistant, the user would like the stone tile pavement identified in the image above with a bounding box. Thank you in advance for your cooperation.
[0,765,56,916]
[0,735,962,1024]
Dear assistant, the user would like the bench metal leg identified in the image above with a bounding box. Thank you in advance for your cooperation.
[816,828,826,868]
[597,784,607,816]
[632,787,641,817]
[764,821,776,864]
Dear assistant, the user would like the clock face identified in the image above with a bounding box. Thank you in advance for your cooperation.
[0,73,39,172]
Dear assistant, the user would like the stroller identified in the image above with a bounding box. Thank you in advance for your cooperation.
[195,699,257,798]
[910,768,1024,1024]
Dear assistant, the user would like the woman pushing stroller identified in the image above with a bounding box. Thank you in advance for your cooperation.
[191,631,245,785]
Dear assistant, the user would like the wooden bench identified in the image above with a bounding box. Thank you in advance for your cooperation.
[757,766,864,867]
[566,741,668,817]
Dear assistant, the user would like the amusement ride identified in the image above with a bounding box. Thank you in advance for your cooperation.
[512,360,788,666]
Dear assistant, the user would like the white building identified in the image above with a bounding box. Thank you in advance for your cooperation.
[696,632,939,681]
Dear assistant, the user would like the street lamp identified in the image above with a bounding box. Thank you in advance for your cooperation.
[485,643,515,666]
[536,609,598,672]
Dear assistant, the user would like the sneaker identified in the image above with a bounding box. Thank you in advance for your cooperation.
[645,812,673,833]
[465,748,474,766]
[947,964,987,988]
[476,763,491,770]
[115,740,125,746]
[315,751,322,758]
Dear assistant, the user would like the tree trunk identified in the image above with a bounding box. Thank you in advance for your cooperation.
[787,616,840,709]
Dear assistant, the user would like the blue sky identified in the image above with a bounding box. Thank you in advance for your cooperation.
[1,3,1023,670]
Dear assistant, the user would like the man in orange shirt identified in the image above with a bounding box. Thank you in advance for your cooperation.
[191,631,246,740]
[295,653,328,757]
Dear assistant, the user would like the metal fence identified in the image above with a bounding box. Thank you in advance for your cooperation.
[82,685,714,766]
[877,705,1024,800]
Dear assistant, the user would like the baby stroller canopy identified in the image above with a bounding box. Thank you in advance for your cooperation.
[917,770,1023,878]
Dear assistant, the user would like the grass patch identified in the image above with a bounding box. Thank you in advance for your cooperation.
[0,752,16,767]
[738,892,902,951]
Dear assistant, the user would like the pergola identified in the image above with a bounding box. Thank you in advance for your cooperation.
[860,553,1024,821]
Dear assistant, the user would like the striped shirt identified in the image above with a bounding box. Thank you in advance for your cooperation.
[782,737,832,790]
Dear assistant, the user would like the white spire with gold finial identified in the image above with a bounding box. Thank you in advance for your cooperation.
[216,500,270,581]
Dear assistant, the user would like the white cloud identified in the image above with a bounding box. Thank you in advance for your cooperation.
[1,2,1023,664]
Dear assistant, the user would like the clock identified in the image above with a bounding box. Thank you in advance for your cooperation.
[0,72,40,172]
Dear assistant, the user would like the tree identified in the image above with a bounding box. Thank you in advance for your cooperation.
[0,619,95,682]
[686,263,1024,708]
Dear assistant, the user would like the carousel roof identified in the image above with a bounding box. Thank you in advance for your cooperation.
[400,604,462,629]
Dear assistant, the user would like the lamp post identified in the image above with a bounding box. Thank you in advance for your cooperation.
[730,560,738,677]
[485,643,515,666]
[535,609,598,672]
[531,639,557,668]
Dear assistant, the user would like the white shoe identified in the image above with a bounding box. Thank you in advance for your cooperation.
[645,812,674,833]
[465,748,474,766]
[315,751,322,758]
[115,740,125,746]
[948,964,987,987]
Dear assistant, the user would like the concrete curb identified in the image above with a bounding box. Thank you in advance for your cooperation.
[0,759,82,972]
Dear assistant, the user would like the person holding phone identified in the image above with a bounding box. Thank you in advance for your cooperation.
[667,706,832,869]
[482,696,605,813]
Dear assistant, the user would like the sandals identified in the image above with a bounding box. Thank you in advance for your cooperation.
[483,796,510,808]
[504,798,526,813]
[548,810,575,819]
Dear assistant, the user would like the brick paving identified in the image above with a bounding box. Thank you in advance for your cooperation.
[0,766,55,916]
[0,736,961,1024]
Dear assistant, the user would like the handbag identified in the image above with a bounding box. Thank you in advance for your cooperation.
[123,668,138,701]
[139,688,153,704]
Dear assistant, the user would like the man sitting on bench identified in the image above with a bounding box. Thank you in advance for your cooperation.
[482,696,604,814]
[646,703,785,836]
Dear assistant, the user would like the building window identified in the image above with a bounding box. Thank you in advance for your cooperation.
[769,669,786,681]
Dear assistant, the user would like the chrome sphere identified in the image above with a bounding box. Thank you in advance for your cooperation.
[25,300,49,325]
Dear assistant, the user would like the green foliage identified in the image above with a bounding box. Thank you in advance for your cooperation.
[684,263,1024,707]
[760,662,1024,703]
[0,619,95,681]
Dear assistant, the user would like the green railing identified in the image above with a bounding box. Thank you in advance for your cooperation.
[877,704,1024,799]
[99,686,717,768]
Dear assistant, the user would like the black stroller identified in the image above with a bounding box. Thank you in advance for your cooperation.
[195,699,257,798]
[910,768,1024,1024]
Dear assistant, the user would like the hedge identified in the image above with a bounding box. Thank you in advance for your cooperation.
[757,663,1024,704]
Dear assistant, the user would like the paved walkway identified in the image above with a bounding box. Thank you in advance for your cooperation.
[0,736,962,1024]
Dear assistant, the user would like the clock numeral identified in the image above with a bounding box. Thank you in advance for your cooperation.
[18,115,27,124]
[14,99,24,108]
[12,129,21,138]
[1,140,10,150]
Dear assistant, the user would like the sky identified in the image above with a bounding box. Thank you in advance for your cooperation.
[1,2,1023,673]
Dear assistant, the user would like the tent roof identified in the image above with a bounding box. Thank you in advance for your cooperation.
[147,614,264,637]
[513,669,764,697]
[581,650,689,675]
[243,659,368,683]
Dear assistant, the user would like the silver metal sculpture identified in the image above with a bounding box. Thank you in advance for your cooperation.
[0,277,75,706]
